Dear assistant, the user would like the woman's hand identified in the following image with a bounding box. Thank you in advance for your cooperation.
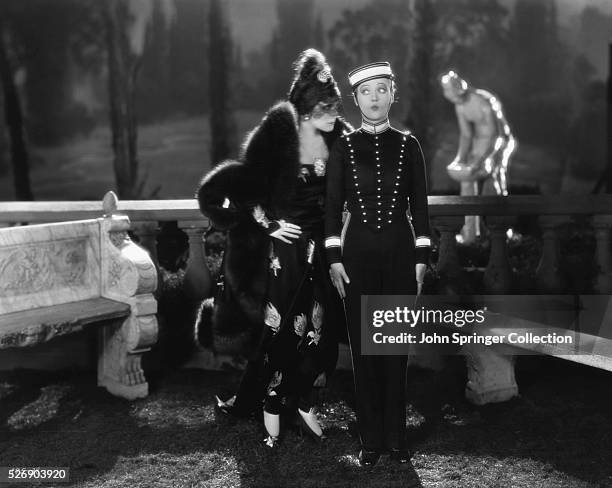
[415,263,426,295]
[330,262,350,299]
[269,219,302,243]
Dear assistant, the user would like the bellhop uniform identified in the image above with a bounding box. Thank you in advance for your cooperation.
[324,63,431,453]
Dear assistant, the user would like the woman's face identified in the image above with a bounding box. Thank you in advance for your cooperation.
[306,100,340,132]
[354,78,393,122]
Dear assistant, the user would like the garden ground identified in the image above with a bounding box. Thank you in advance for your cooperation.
[1,355,611,488]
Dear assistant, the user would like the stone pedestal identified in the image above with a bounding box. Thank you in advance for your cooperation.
[483,215,514,293]
[536,216,565,293]
[463,343,518,405]
[433,216,464,294]
[179,220,212,301]
[593,215,612,294]
[460,181,480,243]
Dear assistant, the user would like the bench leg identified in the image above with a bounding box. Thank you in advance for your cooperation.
[97,315,156,400]
[462,344,519,405]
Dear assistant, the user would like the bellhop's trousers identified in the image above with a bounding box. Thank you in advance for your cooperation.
[342,217,417,451]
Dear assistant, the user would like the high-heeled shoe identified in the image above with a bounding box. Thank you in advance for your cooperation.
[214,395,252,419]
[389,447,412,464]
[263,435,280,448]
[358,449,381,467]
[297,407,326,441]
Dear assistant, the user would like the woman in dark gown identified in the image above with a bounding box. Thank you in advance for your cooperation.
[197,49,350,447]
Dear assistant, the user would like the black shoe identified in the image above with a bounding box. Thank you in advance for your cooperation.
[358,449,381,467]
[389,448,412,464]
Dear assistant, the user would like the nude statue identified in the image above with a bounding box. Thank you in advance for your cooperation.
[440,70,516,241]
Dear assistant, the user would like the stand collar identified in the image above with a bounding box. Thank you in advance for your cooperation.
[360,118,391,134]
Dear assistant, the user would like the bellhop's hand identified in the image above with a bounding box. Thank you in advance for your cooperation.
[415,263,426,295]
[330,262,350,299]
[269,220,302,243]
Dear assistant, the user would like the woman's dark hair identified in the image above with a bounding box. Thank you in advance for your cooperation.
[287,49,341,115]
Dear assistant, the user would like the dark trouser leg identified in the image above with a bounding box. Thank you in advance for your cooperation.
[343,226,385,450]
[382,355,408,449]
[350,352,385,450]
[343,221,416,451]
[379,222,414,449]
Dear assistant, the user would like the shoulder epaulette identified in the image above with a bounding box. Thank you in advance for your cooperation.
[390,126,411,137]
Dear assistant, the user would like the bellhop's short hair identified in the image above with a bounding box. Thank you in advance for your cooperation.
[287,49,341,116]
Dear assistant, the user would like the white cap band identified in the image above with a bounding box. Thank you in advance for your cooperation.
[348,62,393,89]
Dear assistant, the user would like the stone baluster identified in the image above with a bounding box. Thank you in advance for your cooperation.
[132,221,159,266]
[483,215,514,294]
[593,215,612,293]
[178,220,212,301]
[535,216,566,293]
[464,215,517,405]
[432,216,464,294]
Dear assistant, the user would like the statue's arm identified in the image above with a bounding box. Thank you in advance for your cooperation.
[493,101,512,139]
[454,106,472,164]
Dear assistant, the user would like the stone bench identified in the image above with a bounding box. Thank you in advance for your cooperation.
[456,296,612,405]
[0,192,158,400]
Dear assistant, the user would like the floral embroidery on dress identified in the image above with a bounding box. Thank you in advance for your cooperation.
[264,302,281,335]
[293,313,307,337]
[269,254,281,277]
[308,301,323,346]
[267,371,282,395]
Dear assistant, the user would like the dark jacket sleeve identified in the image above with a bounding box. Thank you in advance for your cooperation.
[407,135,432,264]
[324,136,346,264]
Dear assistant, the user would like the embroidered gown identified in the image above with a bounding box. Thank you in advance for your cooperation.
[261,159,338,414]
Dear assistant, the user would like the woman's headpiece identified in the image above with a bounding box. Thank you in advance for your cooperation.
[288,49,341,115]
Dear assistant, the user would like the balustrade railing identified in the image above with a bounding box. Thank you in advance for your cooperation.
[3,193,612,397]
[1,194,612,296]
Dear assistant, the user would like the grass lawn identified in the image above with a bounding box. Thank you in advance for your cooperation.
[1,356,611,488]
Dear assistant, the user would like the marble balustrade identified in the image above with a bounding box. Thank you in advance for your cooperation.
[1,193,612,404]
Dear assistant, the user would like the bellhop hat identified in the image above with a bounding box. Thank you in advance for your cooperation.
[348,62,394,89]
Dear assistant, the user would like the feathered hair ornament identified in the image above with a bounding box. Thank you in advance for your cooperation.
[287,48,341,115]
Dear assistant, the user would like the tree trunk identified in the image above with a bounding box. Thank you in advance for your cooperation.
[0,22,33,201]
[104,0,139,199]
[208,0,236,165]
[406,0,436,187]
[607,43,612,193]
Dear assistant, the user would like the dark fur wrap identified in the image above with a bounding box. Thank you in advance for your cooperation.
[196,101,350,357]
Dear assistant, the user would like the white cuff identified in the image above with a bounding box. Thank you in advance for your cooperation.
[325,237,341,248]
[416,236,431,247]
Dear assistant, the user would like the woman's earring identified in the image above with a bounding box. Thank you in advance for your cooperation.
[303,115,311,121]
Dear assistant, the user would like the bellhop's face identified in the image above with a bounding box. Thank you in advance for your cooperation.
[354,78,393,122]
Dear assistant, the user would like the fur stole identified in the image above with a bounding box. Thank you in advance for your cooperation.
[196,101,350,356]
